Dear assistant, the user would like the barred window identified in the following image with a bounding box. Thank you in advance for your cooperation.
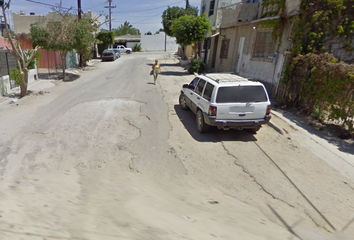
[220,39,230,59]
[253,31,276,60]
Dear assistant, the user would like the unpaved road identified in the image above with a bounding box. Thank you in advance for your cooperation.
[0,52,354,239]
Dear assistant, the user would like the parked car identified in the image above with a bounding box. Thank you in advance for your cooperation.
[101,49,116,61]
[179,73,271,133]
[113,49,121,58]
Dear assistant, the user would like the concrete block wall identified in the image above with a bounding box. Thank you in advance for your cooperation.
[0,68,38,97]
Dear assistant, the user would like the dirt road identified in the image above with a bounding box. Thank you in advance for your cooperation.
[0,52,353,239]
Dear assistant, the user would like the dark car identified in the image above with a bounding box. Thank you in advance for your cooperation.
[113,49,121,58]
[101,49,116,61]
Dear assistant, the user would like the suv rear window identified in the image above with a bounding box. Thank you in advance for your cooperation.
[216,86,268,103]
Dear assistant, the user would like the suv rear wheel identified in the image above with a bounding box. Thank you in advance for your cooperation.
[196,110,210,133]
[179,93,189,110]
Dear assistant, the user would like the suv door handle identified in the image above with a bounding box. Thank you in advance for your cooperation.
[197,97,200,100]
[190,93,193,95]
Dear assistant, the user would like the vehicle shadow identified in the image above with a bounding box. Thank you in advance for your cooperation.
[174,105,257,142]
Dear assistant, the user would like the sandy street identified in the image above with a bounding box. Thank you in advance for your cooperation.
[0,52,353,240]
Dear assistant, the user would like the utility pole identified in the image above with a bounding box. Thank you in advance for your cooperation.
[78,0,83,67]
[104,0,116,31]
[78,0,82,20]
[186,0,189,9]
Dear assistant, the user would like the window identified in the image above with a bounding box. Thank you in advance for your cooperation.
[209,0,215,16]
[202,4,205,14]
[220,39,230,59]
[195,80,206,95]
[253,31,276,60]
[216,86,268,103]
[203,83,214,101]
[189,77,200,90]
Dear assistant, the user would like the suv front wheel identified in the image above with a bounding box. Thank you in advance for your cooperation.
[179,93,189,110]
[196,110,210,133]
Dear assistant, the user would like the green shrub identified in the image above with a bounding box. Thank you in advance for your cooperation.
[10,68,22,86]
[187,58,205,74]
[133,44,142,52]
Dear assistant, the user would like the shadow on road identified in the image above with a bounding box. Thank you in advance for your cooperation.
[160,71,186,76]
[174,104,257,143]
[275,109,354,156]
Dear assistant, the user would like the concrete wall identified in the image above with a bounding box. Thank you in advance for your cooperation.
[0,68,38,96]
[286,0,301,16]
[140,33,178,52]
[12,11,97,34]
[127,42,140,49]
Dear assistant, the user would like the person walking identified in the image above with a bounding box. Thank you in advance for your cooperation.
[152,59,161,85]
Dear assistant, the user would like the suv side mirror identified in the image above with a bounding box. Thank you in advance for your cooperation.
[183,84,189,88]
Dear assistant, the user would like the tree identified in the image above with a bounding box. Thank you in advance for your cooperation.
[95,31,114,55]
[162,6,198,37]
[74,18,99,67]
[112,21,140,36]
[1,0,39,97]
[31,13,77,81]
[170,14,210,59]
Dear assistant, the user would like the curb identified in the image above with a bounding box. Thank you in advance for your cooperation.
[267,120,285,135]
[267,111,288,135]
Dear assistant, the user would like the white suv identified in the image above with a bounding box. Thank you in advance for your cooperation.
[179,73,271,133]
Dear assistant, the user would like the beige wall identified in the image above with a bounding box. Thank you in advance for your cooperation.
[12,11,97,34]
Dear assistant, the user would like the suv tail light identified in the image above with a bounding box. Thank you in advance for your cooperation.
[266,105,271,115]
[208,106,217,116]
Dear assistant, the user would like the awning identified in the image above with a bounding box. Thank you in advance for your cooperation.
[211,32,220,38]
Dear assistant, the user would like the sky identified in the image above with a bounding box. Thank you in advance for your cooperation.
[4,0,202,34]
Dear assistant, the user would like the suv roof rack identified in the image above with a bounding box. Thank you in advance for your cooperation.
[203,73,249,84]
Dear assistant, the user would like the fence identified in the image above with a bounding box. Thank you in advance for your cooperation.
[0,50,18,89]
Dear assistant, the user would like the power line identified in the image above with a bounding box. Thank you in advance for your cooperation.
[24,0,74,10]
[114,0,185,13]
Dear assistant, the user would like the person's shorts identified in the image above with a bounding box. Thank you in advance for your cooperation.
[153,73,158,77]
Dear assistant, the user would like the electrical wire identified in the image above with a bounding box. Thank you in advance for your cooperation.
[114,0,185,13]
[23,0,75,11]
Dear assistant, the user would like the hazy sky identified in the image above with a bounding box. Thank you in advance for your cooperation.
[5,0,202,34]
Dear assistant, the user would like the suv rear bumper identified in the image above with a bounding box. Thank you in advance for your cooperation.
[203,113,271,129]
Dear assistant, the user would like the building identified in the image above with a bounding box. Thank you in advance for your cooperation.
[12,10,97,34]
[200,0,243,66]
[205,0,300,97]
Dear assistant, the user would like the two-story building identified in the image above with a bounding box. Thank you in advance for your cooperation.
[204,0,300,98]
[200,0,242,67]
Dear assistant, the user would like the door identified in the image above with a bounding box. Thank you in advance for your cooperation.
[191,79,206,113]
[184,77,200,109]
[235,37,245,73]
